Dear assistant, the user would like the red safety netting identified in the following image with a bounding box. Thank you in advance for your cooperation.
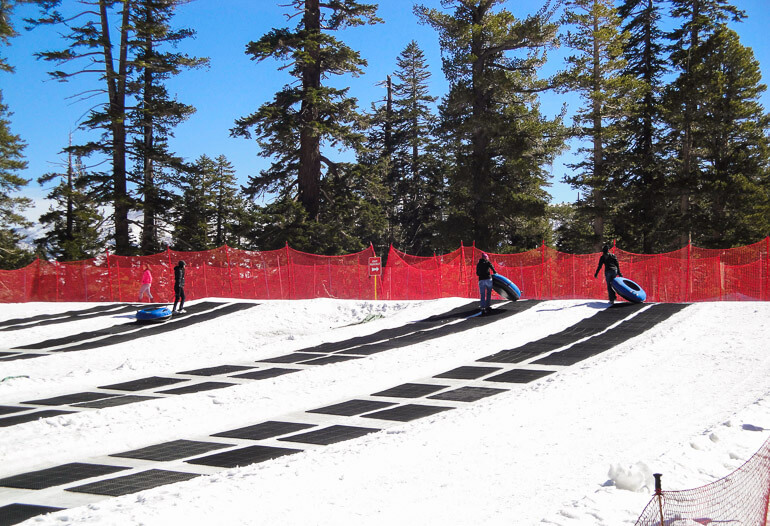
[634,436,770,525]
[1,239,769,303]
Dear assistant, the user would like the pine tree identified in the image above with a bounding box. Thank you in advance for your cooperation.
[0,2,33,269]
[559,0,641,251]
[210,155,243,248]
[231,0,382,228]
[416,0,566,252]
[614,0,672,252]
[172,154,215,251]
[664,0,747,246]
[128,0,208,255]
[683,27,770,246]
[35,147,105,261]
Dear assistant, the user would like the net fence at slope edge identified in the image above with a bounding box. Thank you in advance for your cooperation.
[633,434,770,526]
[1,238,769,303]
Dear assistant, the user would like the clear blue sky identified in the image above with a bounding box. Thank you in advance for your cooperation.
[3,0,769,222]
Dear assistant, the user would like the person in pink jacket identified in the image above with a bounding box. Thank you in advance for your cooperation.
[138,265,154,302]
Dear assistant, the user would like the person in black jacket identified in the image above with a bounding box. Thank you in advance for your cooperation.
[172,260,186,313]
[476,252,496,315]
[594,245,621,303]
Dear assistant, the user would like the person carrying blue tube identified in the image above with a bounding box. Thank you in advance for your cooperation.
[476,252,497,315]
[594,245,622,304]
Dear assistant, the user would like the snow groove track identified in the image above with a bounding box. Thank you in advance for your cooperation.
[0,301,539,429]
[0,304,146,331]
[6,302,257,360]
[0,302,691,523]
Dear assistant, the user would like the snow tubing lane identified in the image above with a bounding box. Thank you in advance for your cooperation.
[136,307,173,323]
[492,273,521,301]
[611,277,647,303]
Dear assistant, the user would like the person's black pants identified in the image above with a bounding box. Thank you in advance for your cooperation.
[173,286,185,311]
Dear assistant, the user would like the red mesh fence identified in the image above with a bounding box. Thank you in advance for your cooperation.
[1,239,769,303]
[634,436,770,525]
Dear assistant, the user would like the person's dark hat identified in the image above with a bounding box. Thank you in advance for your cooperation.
[178,260,186,266]
[602,245,610,253]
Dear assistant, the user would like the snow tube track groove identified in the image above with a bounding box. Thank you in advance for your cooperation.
[0,302,690,520]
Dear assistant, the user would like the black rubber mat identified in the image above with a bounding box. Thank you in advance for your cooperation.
[157,381,235,395]
[0,303,140,330]
[428,386,508,402]
[433,366,502,379]
[99,376,188,392]
[485,369,555,383]
[56,302,259,353]
[533,303,690,366]
[177,365,255,376]
[111,439,232,461]
[213,421,316,440]
[186,445,301,468]
[0,410,75,428]
[0,352,19,358]
[13,301,224,350]
[67,469,199,496]
[479,303,646,363]
[230,368,298,380]
[22,392,120,406]
[299,355,361,365]
[307,399,397,416]
[0,463,129,490]
[0,353,46,362]
[0,406,27,416]
[372,383,449,399]
[0,503,64,525]
[337,301,542,356]
[290,301,480,354]
[278,425,379,445]
[259,352,326,364]
[361,403,453,422]
[0,303,137,330]
[72,395,159,408]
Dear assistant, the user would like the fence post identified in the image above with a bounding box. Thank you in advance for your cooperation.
[540,241,546,300]
[657,254,662,303]
[55,261,60,302]
[654,473,665,525]
[686,239,692,302]
[286,243,294,299]
[225,244,234,298]
[166,248,173,304]
[106,250,114,302]
[765,236,770,301]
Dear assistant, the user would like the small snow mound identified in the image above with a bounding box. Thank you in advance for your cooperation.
[608,462,653,492]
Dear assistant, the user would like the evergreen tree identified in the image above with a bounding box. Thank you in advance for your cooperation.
[614,0,671,252]
[172,154,215,251]
[664,0,747,246]
[682,27,770,246]
[363,41,445,255]
[35,147,105,261]
[416,0,566,252]
[231,0,382,246]
[0,2,33,269]
[210,155,243,247]
[559,0,640,252]
[128,0,208,255]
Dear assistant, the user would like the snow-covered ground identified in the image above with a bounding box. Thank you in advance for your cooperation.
[1,298,769,526]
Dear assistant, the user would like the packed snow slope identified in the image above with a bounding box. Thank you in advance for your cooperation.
[1,298,769,526]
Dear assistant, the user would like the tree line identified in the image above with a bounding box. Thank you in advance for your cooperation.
[0,0,768,270]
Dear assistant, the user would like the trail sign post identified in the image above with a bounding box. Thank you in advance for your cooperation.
[369,257,381,300]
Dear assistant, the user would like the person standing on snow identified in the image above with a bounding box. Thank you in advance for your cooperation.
[172,260,186,313]
[594,244,622,304]
[138,264,154,302]
[476,252,496,315]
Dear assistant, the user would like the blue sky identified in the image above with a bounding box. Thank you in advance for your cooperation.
[3,0,769,219]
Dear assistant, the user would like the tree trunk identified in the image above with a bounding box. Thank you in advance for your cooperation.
[298,0,322,220]
[592,6,604,251]
[100,0,132,255]
[140,14,156,255]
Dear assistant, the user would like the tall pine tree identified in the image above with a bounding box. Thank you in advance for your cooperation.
[232,0,382,245]
[416,0,566,252]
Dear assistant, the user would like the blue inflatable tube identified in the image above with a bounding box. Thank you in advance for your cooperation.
[611,277,647,303]
[492,273,522,301]
[136,306,173,323]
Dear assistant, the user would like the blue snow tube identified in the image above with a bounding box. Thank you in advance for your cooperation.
[611,276,647,303]
[136,306,173,323]
[492,273,522,301]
